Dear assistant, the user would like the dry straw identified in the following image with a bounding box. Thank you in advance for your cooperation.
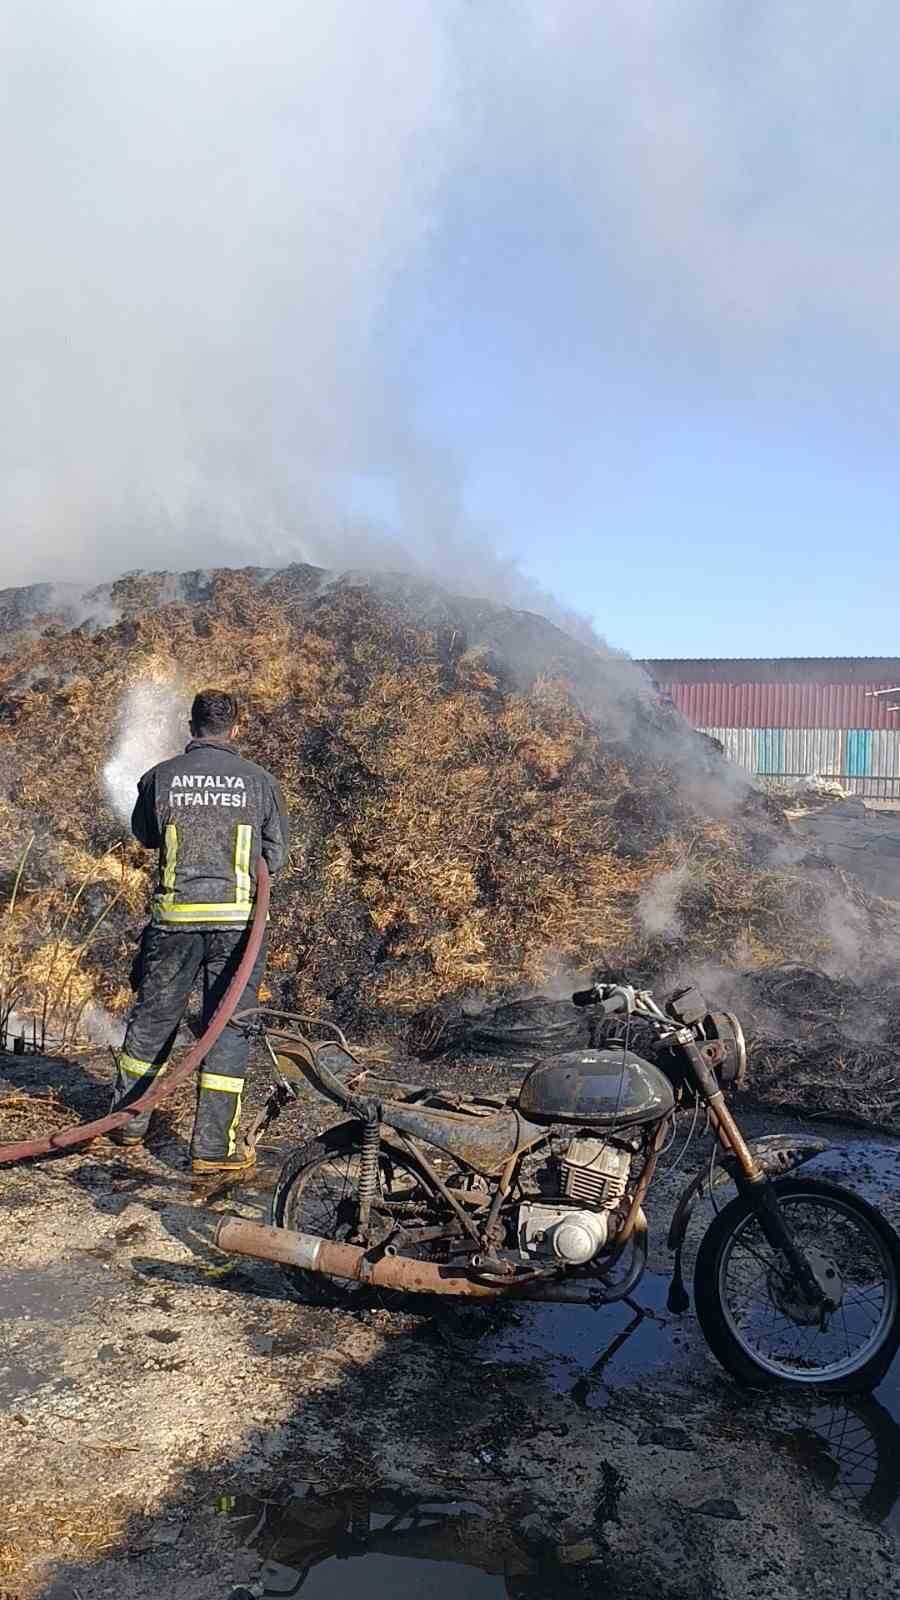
[1,567,898,1057]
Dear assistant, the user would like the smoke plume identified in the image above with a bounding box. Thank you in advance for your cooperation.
[637,864,689,942]
[4,3,898,614]
[103,679,190,825]
[2,1,454,588]
[80,1003,123,1050]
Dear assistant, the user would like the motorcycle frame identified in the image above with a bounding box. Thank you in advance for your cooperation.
[676,1028,834,1306]
[242,1010,661,1296]
[238,1006,831,1314]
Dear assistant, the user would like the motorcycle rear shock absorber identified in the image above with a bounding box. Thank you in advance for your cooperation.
[355,1109,382,1240]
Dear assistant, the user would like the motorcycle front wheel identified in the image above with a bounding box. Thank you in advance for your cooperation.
[694,1178,900,1392]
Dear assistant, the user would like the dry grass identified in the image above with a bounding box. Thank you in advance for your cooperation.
[0,1494,131,1597]
[0,1088,71,1140]
[0,841,133,1049]
[57,843,148,913]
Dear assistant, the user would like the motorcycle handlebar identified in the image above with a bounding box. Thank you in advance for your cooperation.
[572,988,598,1008]
[571,986,629,1018]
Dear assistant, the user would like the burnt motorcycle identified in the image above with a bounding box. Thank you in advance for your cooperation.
[217,982,900,1392]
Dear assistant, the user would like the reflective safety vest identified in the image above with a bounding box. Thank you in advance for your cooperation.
[131,736,290,930]
[154,818,256,925]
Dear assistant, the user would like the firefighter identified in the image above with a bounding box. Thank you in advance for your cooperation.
[111,688,290,1173]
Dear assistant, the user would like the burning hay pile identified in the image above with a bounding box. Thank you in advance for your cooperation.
[1,564,899,1067]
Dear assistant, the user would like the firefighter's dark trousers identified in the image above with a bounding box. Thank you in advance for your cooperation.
[111,924,267,1160]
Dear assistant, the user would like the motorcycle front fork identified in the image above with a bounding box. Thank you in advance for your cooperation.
[682,1035,830,1312]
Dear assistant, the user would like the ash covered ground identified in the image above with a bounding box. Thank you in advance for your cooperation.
[2,1046,900,1600]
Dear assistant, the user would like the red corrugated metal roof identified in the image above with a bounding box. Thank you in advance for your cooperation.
[664,681,900,730]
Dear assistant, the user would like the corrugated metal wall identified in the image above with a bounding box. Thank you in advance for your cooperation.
[845,729,871,778]
[755,729,785,775]
[702,727,900,797]
[707,728,756,769]
[870,731,900,778]
[670,681,900,729]
[658,660,900,797]
[647,657,900,686]
[781,729,841,776]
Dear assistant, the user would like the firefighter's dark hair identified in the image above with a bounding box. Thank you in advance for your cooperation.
[190,689,239,736]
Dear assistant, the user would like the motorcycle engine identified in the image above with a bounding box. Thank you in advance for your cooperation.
[517,1136,632,1266]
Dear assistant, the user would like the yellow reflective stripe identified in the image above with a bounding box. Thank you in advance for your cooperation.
[234,824,253,905]
[199,1071,244,1093]
[156,912,252,925]
[226,1081,244,1155]
[157,902,252,913]
[198,1071,244,1154]
[159,823,178,905]
[119,1052,162,1079]
[155,902,253,921]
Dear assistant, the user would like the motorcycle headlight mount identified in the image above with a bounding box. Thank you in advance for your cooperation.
[701,1011,748,1090]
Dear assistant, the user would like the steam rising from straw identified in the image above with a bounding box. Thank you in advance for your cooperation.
[103,680,189,826]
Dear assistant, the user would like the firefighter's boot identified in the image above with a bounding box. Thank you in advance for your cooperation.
[191,1136,257,1176]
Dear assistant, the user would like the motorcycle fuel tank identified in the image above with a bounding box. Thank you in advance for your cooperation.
[518,1048,675,1128]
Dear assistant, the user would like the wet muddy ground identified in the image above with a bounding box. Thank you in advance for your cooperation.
[2,1047,900,1598]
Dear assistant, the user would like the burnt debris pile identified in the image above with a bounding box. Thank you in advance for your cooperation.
[1,564,899,1071]
[735,963,900,1133]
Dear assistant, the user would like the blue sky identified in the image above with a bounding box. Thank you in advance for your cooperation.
[414,275,900,656]
[4,3,899,661]
[400,6,900,659]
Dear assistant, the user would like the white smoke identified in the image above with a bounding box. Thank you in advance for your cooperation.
[637,864,688,941]
[3,3,899,601]
[0,0,454,589]
[1,1010,32,1051]
[817,888,869,979]
[103,679,190,825]
[80,1003,124,1050]
[44,583,122,634]
[2,1001,122,1051]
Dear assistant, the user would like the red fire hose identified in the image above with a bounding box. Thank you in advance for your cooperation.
[0,860,271,1167]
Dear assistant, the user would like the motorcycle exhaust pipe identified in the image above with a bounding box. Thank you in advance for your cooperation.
[215,1216,527,1297]
[213,1215,646,1305]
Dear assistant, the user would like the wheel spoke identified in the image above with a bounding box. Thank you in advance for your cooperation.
[280,1137,438,1301]
[715,1189,896,1383]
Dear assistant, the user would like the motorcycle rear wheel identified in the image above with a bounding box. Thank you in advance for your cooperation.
[270,1120,440,1308]
[694,1178,900,1392]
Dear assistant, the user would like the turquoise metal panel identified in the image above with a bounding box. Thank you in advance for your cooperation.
[754,729,786,776]
[845,729,872,778]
